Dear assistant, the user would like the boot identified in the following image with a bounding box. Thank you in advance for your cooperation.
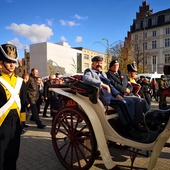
[36,121,46,129]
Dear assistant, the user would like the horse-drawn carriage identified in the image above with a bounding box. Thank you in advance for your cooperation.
[50,75,170,170]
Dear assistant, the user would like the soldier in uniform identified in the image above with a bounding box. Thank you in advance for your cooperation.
[0,42,27,170]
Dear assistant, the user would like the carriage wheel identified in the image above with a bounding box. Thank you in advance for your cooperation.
[51,106,97,170]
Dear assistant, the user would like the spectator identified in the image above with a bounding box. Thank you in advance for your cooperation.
[43,75,56,117]
[151,78,158,101]
[27,68,46,128]
[140,77,151,106]
[36,77,44,114]
[136,75,145,84]
[0,43,27,169]
[158,75,169,109]
[21,73,30,130]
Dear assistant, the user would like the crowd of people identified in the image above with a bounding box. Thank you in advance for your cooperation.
[116,61,170,110]
[127,64,170,110]
[0,42,170,169]
[21,70,63,133]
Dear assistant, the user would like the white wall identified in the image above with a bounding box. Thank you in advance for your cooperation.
[30,42,47,77]
[30,42,82,77]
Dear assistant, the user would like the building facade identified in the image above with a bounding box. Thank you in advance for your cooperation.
[29,42,82,77]
[127,1,170,73]
[73,47,108,73]
[14,43,108,78]
[15,49,30,77]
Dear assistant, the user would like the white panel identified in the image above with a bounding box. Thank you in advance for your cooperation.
[30,42,82,77]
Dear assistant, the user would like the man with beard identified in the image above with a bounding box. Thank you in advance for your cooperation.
[83,56,142,139]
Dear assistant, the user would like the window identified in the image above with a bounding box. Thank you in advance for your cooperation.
[84,54,89,60]
[143,32,147,39]
[165,38,170,47]
[134,44,138,51]
[165,14,170,22]
[165,28,170,34]
[143,18,148,28]
[143,42,147,50]
[152,40,157,49]
[152,17,158,26]
[134,34,138,40]
[152,56,156,65]
[165,54,170,64]
[135,21,140,30]
[152,30,156,37]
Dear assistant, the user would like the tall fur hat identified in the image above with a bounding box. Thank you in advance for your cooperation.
[0,42,19,63]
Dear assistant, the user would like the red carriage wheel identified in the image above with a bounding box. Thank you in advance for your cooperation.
[51,106,97,170]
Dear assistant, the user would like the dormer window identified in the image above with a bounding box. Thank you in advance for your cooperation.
[143,18,149,28]
[152,17,158,26]
[165,13,170,22]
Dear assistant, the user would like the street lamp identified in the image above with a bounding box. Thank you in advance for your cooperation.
[142,10,153,73]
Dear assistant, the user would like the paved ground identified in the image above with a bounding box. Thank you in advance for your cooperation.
[17,101,170,170]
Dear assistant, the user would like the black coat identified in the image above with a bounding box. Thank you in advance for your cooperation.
[27,73,39,104]
[43,80,53,99]
[106,70,133,96]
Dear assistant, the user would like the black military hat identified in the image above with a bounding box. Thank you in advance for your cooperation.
[146,76,151,79]
[91,56,103,62]
[0,42,18,63]
[161,74,166,78]
[109,59,119,68]
[140,75,145,78]
[127,62,137,72]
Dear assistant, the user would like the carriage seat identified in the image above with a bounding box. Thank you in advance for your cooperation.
[68,76,118,116]
[66,76,98,104]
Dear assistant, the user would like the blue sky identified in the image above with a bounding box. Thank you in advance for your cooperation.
[0,0,170,59]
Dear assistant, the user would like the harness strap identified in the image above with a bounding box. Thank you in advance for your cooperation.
[0,77,23,117]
